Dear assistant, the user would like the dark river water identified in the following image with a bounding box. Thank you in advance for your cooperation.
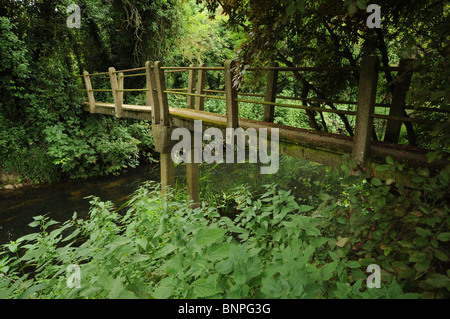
[0,165,161,244]
[0,156,332,245]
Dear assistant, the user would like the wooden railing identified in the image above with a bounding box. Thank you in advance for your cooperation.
[77,57,448,165]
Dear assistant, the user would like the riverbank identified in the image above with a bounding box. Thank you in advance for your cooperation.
[0,172,35,191]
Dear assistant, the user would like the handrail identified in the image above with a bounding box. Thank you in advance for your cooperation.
[90,89,113,92]
[164,90,226,101]
[234,97,357,116]
[187,89,449,113]
[115,88,148,92]
[161,66,225,71]
[371,113,444,124]
[74,71,109,77]
[79,60,447,131]
[111,66,146,74]
[121,72,146,78]
[246,66,360,72]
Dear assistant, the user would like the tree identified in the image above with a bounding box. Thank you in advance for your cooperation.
[196,0,449,141]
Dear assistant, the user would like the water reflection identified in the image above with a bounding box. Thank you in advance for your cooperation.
[0,165,160,244]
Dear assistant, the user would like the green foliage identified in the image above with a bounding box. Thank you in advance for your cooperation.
[319,156,450,298]
[0,0,186,184]
[0,17,30,120]
[1,182,415,299]
[44,117,156,179]
[1,145,59,185]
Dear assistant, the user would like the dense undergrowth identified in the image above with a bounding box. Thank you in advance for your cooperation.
[1,157,448,299]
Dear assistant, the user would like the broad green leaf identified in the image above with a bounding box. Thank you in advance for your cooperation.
[195,228,226,246]
[261,276,283,298]
[336,237,351,248]
[206,243,230,261]
[437,232,450,242]
[371,178,382,186]
[233,268,247,285]
[153,277,176,299]
[18,283,47,299]
[303,224,321,236]
[386,178,395,185]
[28,220,41,228]
[434,249,448,262]
[298,205,313,213]
[386,156,394,165]
[414,259,430,273]
[321,261,338,280]
[109,277,126,299]
[244,256,262,278]
[415,227,431,237]
[423,274,450,288]
[346,261,361,269]
[192,277,221,298]
[228,284,249,298]
[217,259,233,275]
[155,244,176,258]
[375,164,390,172]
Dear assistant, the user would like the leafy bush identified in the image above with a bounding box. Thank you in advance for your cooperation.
[44,117,156,179]
[0,182,417,299]
[0,17,30,120]
[319,156,450,298]
[1,145,59,185]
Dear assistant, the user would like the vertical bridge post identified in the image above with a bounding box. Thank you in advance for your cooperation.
[145,61,160,124]
[383,58,414,143]
[118,72,124,107]
[352,55,379,164]
[187,64,202,206]
[83,71,96,113]
[186,145,200,208]
[264,63,279,123]
[187,64,197,109]
[109,67,123,118]
[153,61,175,196]
[196,63,206,111]
[225,60,238,128]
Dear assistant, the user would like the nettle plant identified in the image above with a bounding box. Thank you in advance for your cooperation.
[1,181,417,299]
[319,156,450,298]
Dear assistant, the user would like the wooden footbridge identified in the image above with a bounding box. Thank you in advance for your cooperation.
[77,56,448,205]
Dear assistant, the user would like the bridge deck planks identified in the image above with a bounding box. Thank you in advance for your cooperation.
[82,102,447,173]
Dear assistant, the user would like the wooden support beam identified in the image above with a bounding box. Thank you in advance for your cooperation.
[146,61,160,124]
[83,71,96,113]
[384,59,414,143]
[187,64,197,109]
[118,72,124,106]
[352,56,379,164]
[154,61,170,126]
[264,63,279,123]
[160,153,175,196]
[186,146,200,208]
[224,60,238,128]
[109,67,123,118]
[196,63,206,111]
